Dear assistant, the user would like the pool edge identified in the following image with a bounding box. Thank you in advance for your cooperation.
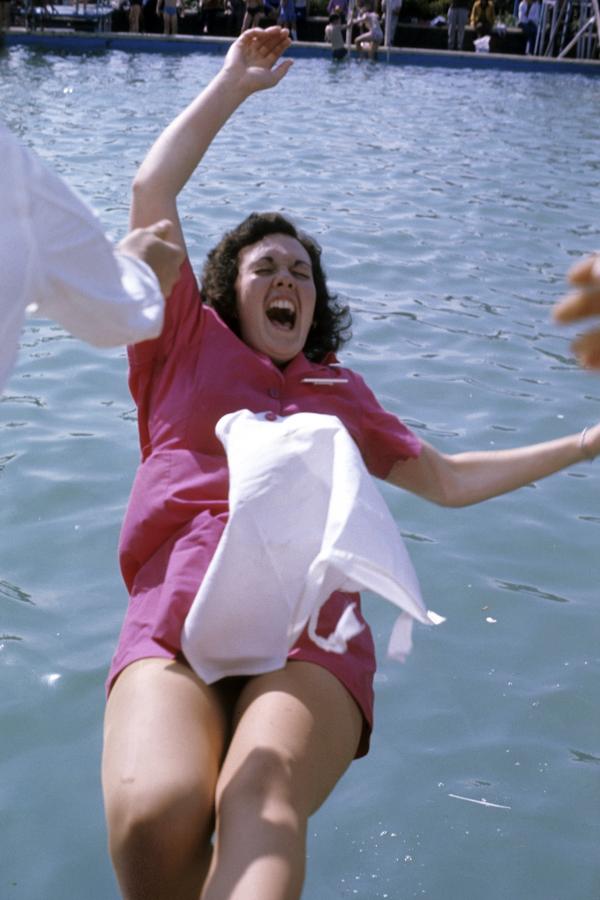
[3,28,600,76]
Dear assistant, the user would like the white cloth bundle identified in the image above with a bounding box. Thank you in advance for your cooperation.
[182,410,443,683]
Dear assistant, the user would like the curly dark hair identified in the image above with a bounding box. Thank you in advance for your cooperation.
[200,212,351,362]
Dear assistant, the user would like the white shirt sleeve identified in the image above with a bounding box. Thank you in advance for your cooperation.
[0,122,165,391]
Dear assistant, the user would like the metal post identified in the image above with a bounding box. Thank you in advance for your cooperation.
[541,0,560,55]
[557,11,594,56]
[345,0,355,50]
[533,0,547,54]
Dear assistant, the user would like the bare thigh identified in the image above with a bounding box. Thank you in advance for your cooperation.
[225,660,363,814]
[201,661,364,899]
[102,659,232,897]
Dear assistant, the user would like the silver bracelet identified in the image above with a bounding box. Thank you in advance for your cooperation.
[579,426,596,461]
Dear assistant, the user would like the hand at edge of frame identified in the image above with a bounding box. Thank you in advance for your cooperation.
[553,252,600,369]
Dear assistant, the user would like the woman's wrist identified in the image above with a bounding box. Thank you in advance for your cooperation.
[579,426,597,461]
[216,67,257,104]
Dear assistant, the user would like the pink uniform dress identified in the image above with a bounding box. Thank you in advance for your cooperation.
[108,259,422,756]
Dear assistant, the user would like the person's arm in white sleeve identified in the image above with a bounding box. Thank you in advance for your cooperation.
[0,122,182,353]
[26,148,176,347]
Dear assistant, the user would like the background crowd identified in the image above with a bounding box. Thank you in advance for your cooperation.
[113,0,533,60]
[0,0,535,56]
[139,0,539,59]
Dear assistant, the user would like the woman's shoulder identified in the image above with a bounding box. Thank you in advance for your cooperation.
[128,256,206,369]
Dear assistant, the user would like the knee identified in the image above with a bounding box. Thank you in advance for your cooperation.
[105,776,213,879]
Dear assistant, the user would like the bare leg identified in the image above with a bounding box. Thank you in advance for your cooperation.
[202,660,363,900]
[102,659,231,900]
[0,2,10,30]
[129,4,141,31]
[241,9,261,30]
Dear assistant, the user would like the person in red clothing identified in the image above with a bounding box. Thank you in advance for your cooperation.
[101,26,600,900]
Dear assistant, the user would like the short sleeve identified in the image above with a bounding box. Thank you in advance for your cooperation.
[348,370,422,479]
[126,258,205,457]
[128,257,204,370]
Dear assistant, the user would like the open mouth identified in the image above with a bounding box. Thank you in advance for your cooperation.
[266,299,296,331]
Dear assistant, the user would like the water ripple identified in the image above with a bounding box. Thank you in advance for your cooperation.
[0,580,34,605]
[494,581,569,604]
[1,47,599,900]
[569,749,600,766]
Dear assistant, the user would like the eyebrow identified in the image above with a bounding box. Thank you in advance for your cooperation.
[251,255,311,269]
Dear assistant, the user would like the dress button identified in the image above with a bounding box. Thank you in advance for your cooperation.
[265,411,277,422]
[268,387,280,399]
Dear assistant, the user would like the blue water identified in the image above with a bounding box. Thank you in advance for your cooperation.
[1,46,599,899]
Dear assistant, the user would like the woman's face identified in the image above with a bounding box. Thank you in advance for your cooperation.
[234,233,317,365]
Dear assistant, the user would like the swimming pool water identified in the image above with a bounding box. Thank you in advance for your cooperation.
[1,46,599,899]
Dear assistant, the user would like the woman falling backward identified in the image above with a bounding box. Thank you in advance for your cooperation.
[101,27,600,900]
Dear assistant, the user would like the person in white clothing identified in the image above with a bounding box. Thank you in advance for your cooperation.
[0,121,184,392]
[353,1,383,56]
[518,0,538,53]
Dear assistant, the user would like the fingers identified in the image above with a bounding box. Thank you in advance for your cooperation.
[119,226,184,299]
[553,288,600,323]
[554,251,600,324]
[261,30,292,62]
[566,252,600,286]
[572,329,600,370]
[246,25,289,39]
[137,221,184,262]
[145,218,177,240]
[240,25,288,45]
[243,25,292,60]
[272,58,295,82]
[554,253,600,370]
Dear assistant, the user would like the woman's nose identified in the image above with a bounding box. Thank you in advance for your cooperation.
[275,268,293,287]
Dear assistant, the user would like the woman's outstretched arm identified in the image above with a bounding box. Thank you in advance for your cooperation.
[130,27,293,251]
[387,425,599,508]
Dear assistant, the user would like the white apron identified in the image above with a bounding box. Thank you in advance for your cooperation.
[182,410,443,683]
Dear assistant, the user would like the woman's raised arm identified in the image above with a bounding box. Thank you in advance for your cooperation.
[130,27,293,251]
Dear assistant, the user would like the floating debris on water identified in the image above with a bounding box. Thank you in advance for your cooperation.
[448,793,511,810]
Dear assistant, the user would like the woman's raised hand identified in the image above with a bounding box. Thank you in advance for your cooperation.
[554,252,600,369]
[222,26,294,95]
